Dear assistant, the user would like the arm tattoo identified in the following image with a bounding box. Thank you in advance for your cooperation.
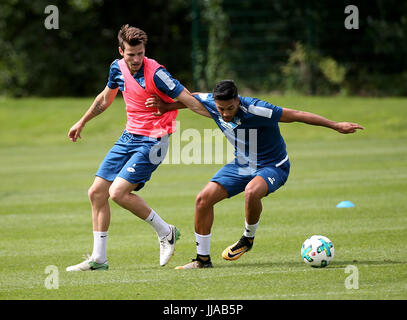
[91,102,105,116]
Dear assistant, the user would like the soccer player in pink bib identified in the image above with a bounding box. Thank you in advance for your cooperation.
[66,25,200,271]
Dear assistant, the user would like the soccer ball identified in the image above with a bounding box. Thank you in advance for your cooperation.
[301,235,334,268]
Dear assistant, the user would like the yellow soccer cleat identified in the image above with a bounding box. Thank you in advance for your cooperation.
[222,236,254,261]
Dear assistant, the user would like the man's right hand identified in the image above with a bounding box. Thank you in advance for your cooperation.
[68,121,85,142]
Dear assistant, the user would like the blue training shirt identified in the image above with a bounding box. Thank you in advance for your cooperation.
[193,93,289,168]
[107,59,184,99]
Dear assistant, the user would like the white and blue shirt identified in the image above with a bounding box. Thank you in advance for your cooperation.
[194,93,289,168]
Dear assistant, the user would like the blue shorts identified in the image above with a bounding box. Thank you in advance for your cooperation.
[96,130,169,191]
[211,160,290,198]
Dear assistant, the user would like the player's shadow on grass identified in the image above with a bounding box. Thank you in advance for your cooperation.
[215,259,405,269]
[327,260,405,268]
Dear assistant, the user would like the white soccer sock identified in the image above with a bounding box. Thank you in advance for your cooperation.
[145,209,171,238]
[91,231,108,263]
[243,220,259,238]
[195,233,211,256]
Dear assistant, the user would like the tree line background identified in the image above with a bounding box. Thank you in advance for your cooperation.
[1,0,406,97]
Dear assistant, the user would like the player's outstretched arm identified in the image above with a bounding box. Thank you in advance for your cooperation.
[68,86,118,142]
[279,107,364,134]
[145,94,187,115]
[176,89,212,118]
[145,88,211,118]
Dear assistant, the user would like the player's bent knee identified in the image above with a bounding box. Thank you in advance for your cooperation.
[88,178,111,202]
[88,185,108,202]
[195,192,205,208]
[195,192,212,209]
[108,185,124,204]
[244,185,264,202]
[88,186,95,200]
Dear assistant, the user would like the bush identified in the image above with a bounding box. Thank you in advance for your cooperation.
[281,42,347,95]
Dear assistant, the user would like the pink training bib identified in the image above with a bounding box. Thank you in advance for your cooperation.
[118,57,178,138]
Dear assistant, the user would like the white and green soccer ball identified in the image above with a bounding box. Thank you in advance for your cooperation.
[301,235,334,268]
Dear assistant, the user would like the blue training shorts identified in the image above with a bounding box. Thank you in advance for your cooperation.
[210,159,290,198]
[96,130,169,191]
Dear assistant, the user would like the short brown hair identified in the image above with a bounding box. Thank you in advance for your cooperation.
[118,24,148,50]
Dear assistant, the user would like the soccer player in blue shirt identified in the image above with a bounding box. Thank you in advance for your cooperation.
[147,80,363,269]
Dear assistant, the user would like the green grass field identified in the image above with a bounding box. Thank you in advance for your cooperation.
[0,95,406,300]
